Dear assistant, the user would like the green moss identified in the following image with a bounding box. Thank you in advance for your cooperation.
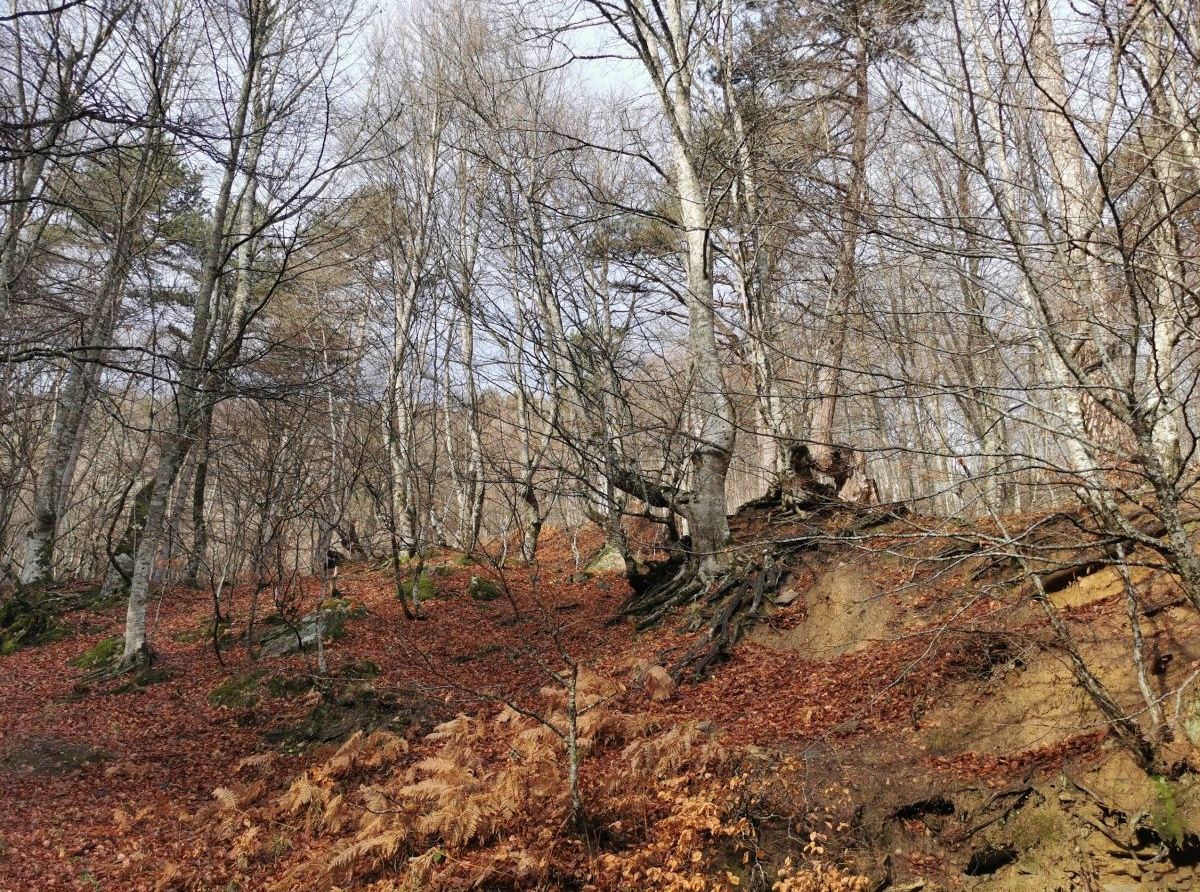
[326,596,366,621]
[172,618,234,644]
[265,673,314,698]
[469,575,503,602]
[1,594,65,654]
[113,667,175,694]
[400,572,437,602]
[69,635,123,671]
[1151,775,1185,847]
[342,659,380,679]
[209,669,268,708]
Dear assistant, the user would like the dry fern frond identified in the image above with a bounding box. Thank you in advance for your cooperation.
[622,722,726,783]
[578,704,637,744]
[212,786,241,811]
[516,722,560,747]
[401,775,464,803]
[359,828,410,862]
[425,713,482,744]
[495,704,523,724]
[322,792,346,834]
[412,755,473,777]
[230,825,261,862]
[326,839,368,876]
[326,826,411,878]
[235,752,277,774]
[323,729,409,778]
[277,775,327,816]
[358,731,409,768]
[152,862,183,892]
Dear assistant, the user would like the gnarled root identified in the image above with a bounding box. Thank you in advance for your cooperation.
[669,558,783,681]
[621,551,785,680]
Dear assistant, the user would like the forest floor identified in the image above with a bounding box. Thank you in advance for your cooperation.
[3,508,1200,891]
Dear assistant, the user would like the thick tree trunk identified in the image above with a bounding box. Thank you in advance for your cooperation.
[670,35,734,572]
[810,33,869,499]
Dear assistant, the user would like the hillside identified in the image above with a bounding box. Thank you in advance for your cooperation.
[2,508,1199,892]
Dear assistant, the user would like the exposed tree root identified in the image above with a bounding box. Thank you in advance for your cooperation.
[105,644,155,680]
[0,591,60,653]
[668,557,783,681]
[620,492,910,682]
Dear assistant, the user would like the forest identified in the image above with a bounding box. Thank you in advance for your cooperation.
[1,0,1199,889]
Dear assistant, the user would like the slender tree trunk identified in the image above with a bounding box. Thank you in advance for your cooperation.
[717,8,787,479]
[19,132,155,584]
[121,442,186,665]
[183,407,213,587]
[119,10,262,666]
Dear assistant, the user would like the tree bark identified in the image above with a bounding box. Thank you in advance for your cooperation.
[810,26,869,500]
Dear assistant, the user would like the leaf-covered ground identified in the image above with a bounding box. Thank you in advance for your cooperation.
[2,517,1197,891]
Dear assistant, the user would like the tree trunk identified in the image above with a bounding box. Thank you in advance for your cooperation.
[810,30,869,498]
[121,443,185,666]
[19,134,155,584]
[183,407,213,588]
[669,14,734,572]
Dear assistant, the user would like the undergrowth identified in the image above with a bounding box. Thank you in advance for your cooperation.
[195,672,870,891]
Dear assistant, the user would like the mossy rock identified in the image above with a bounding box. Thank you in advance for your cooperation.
[265,685,450,749]
[584,545,628,576]
[469,575,503,602]
[341,659,380,679]
[255,604,349,658]
[69,635,123,671]
[171,617,235,645]
[209,669,269,708]
[265,673,316,699]
[398,573,437,602]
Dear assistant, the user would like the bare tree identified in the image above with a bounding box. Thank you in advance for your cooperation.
[583,0,736,576]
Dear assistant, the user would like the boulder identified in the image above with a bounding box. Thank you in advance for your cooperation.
[256,606,346,658]
[469,575,504,602]
[584,545,627,576]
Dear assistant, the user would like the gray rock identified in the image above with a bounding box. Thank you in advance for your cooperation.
[584,545,627,576]
[469,575,504,601]
[257,606,346,658]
